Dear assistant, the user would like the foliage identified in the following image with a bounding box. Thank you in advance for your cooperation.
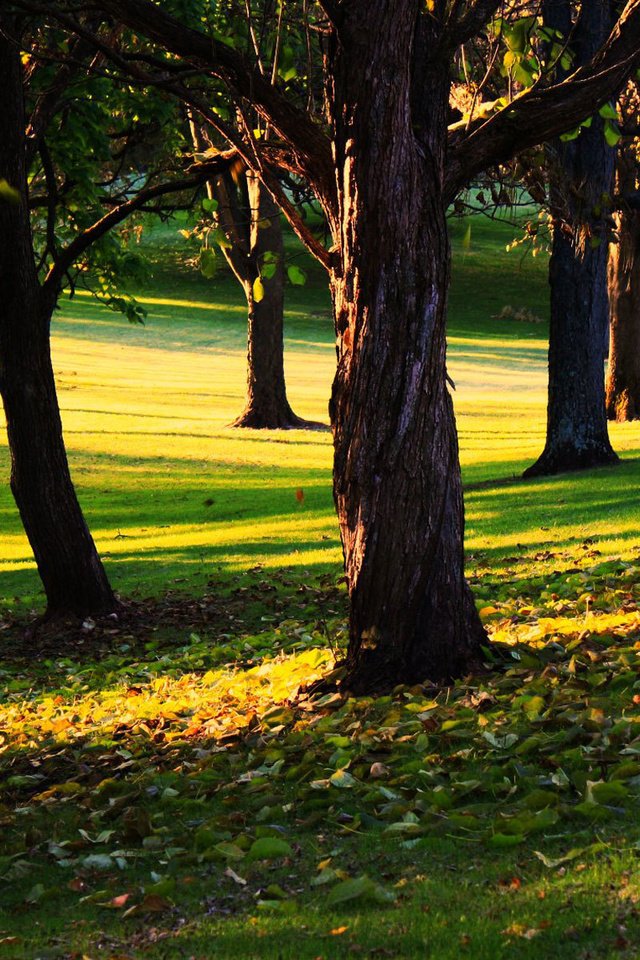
[3,565,640,956]
[19,15,197,314]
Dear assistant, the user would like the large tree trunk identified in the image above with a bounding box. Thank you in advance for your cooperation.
[0,15,116,618]
[229,175,312,429]
[327,4,485,692]
[605,85,640,421]
[525,0,618,477]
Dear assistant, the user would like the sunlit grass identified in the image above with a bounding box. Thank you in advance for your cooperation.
[2,215,640,611]
[4,217,640,959]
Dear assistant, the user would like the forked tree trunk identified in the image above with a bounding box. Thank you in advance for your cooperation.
[606,88,640,421]
[0,15,116,618]
[229,175,311,429]
[327,6,485,691]
[525,0,618,477]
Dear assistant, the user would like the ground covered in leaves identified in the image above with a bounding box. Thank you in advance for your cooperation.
[2,561,640,958]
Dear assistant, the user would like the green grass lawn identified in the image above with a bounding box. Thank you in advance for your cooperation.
[2,215,640,958]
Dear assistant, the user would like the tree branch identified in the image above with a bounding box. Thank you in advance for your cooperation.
[42,167,222,295]
[316,0,344,28]
[444,0,504,49]
[97,0,336,216]
[445,0,640,201]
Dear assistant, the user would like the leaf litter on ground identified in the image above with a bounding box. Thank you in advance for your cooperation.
[2,559,640,953]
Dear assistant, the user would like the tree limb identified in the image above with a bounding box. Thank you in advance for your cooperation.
[444,0,504,49]
[97,0,336,216]
[42,167,221,295]
[445,0,640,201]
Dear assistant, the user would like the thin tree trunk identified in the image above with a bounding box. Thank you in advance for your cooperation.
[525,0,618,477]
[0,14,116,618]
[606,85,640,421]
[328,4,485,691]
[230,175,314,429]
[189,112,315,430]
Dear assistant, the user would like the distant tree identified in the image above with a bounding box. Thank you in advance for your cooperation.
[606,81,640,421]
[524,0,619,477]
[189,119,318,429]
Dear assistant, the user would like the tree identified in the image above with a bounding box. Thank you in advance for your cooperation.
[65,0,640,685]
[0,11,213,618]
[606,81,640,421]
[524,0,619,477]
[189,120,316,429]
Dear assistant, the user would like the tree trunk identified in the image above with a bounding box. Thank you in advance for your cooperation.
[327,4,485,692]
[188,118,313,430]
[605,85,640,421]
[0,15,116,618]
[229,175,313,429]
[525,0,618,477]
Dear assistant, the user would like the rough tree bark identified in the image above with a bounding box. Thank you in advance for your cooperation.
[606,84,640,421]
[525,0,619,477]
[328,6,486,690]
[0,14,116,617]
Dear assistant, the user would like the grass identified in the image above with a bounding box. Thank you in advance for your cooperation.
[2,213,640,958]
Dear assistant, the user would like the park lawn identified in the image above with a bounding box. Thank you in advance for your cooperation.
[2,215,640,957]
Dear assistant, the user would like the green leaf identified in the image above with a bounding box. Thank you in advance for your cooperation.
[214,842,246,860]
[287,265,307,286]
[247,837,292,861]
[0,179,20,204]
[200,247,217,280]
[598,102,619,121]
[82,854,115,871]
[534,842,606,869]
[560,126,581,143]
[603,120,622,147]
[586,780,629,805]
[329,768,357,789]
[25,883,45,904]
[202,197,218,213]
[523,695,545,720]
[327,876,374,905]
[487,833,525,848]
[211,226,232,250]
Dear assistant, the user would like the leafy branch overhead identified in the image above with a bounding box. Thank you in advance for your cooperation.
[97,0,640,215]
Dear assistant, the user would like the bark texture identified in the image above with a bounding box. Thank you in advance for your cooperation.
[525,0,618,477]
[0,16,116,617]
[606,84,640,421]
[328,4,485,691]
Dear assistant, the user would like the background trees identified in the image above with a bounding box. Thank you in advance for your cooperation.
[525,0,619,477]
[606,81,640,422]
